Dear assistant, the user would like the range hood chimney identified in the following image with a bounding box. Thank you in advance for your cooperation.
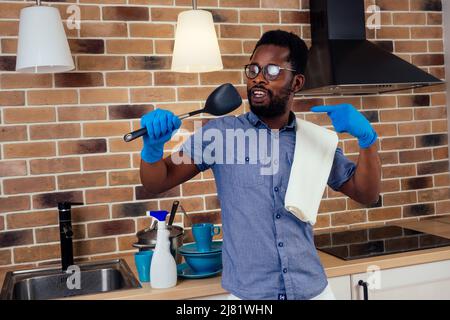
[300,0,444,96]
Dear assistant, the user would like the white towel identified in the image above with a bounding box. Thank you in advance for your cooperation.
[285,118,339,226]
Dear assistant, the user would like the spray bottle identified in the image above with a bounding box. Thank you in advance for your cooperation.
[149,210,177,288]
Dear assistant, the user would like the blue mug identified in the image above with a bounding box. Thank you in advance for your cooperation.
[192,223,221,252]
[134,250,153,283]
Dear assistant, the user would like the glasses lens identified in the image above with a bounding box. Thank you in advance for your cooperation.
[245,64,260,79]
[265,65,281,81]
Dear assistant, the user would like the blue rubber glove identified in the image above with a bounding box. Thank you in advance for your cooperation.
[140,109,182,163]
[311,104,378,149]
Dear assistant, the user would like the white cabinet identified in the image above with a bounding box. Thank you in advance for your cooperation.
[328,275,352,300]
[191,276,352,300]
[189,260,450,300]
[351,260,450,300]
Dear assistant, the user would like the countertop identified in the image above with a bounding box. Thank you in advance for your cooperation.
[2,217,450,300]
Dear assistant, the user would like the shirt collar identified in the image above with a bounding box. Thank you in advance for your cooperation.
[247,111,297,131]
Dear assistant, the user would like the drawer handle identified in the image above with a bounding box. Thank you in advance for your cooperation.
[358,280,369,300]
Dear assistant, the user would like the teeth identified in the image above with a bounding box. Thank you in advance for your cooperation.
[253,90,266,98]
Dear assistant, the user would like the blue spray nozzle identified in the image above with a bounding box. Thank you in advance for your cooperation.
[150,210,169,222]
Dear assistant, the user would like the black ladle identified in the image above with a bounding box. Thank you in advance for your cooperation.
[123,83,242,142]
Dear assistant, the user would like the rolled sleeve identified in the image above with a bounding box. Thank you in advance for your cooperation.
[327,148,356,191]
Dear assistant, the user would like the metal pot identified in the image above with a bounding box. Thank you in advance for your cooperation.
[133,220,184,264]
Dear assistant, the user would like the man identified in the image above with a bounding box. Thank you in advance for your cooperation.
[139,30,381,300]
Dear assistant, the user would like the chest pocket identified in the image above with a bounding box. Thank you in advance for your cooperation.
[231,155,265,187]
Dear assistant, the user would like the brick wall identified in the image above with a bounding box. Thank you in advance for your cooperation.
[0,0,448,267]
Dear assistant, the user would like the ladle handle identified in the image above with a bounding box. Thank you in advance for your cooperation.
[123,112,194,142]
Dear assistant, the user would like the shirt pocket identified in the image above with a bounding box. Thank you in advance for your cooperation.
[231,163,265,187]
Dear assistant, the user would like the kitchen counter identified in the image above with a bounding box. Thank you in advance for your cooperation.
[2,217,450,300]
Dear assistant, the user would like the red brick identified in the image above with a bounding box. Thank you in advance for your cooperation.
[4,107,56,124]
[80,22,128,37]
[3,176,55,195]
[58,172,107,190]
[73,238,116,257]
[4,142,56,159]
[83,154,130,171]
[87,219,135,237]
[59,139,107,156]
[83,121,130,137]
[0,126,27,142]
[1,74,52,89]
[0,160,27,177]
[14,244,60,263]
[7,210,58,229]
[27,90,78,106]
[85,187,133,204]
[72,205,110,223]
[30,124,81,140]
[30,157,81,174]
[58,106,107,122]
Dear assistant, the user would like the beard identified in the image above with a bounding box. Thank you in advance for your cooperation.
[248,85,292,119]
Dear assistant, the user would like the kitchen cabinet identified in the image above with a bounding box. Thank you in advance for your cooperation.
[190,275,352,300]
[189,259,450,300]
[328,275,352,300]
[351,260,450,300]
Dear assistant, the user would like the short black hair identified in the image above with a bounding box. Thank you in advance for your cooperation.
[250,30,309,75]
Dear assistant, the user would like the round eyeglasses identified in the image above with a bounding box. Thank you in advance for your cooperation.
[244,63,297,82]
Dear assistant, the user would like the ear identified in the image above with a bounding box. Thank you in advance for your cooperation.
[292,74,305,93]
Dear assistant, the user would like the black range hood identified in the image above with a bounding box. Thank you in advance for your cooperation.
[300,0,444,96]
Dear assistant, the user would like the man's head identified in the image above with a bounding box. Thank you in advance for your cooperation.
[246,30,308,118]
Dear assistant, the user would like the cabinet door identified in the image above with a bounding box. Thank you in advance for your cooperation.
[328,275,352,300]
[192,276,352,300]
[351,260,450,300]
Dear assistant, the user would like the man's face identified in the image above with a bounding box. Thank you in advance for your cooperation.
[246,44,304,118]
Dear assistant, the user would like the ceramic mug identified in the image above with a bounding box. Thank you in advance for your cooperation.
[192,223,221,252]
[134,250,153,282]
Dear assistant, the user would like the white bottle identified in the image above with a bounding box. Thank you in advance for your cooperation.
[149,210,177,289]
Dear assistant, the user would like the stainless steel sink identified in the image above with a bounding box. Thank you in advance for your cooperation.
[0,259,141,300]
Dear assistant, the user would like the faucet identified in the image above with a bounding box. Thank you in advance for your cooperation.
[58,202,83,271]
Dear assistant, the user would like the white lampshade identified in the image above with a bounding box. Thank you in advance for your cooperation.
[171,10,223,73]
[16,5,74,73]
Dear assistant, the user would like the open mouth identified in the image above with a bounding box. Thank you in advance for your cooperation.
[250,87,269,104]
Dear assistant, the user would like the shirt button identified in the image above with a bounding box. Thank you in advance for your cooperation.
[274,187,279,192]
[276,214,281,219]
[278,242,284,247]
[283,268,288,274]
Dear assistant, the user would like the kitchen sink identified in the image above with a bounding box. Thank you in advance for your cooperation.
[0,259,141,300]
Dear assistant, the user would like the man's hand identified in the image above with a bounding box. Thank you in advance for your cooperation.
[311,104,378,149]
[140,109,182,164]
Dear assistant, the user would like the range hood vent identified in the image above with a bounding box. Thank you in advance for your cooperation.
[300,0,443,96]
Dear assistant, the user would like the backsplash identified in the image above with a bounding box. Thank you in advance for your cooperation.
[0,0,449,267]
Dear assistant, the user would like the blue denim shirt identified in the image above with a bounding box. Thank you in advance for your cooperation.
[181,111,356,300]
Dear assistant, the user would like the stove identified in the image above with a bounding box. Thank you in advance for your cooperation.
[314,225,450,261]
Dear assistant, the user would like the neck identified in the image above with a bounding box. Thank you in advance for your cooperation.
[259,111,291,130]
[258,97,294,130]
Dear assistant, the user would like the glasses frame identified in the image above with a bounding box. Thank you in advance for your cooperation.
[244,63,297,82]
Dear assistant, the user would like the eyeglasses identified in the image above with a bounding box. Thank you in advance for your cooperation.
[244,63,297,82]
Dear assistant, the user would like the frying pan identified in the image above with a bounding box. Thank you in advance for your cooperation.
[123,83,242,142]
